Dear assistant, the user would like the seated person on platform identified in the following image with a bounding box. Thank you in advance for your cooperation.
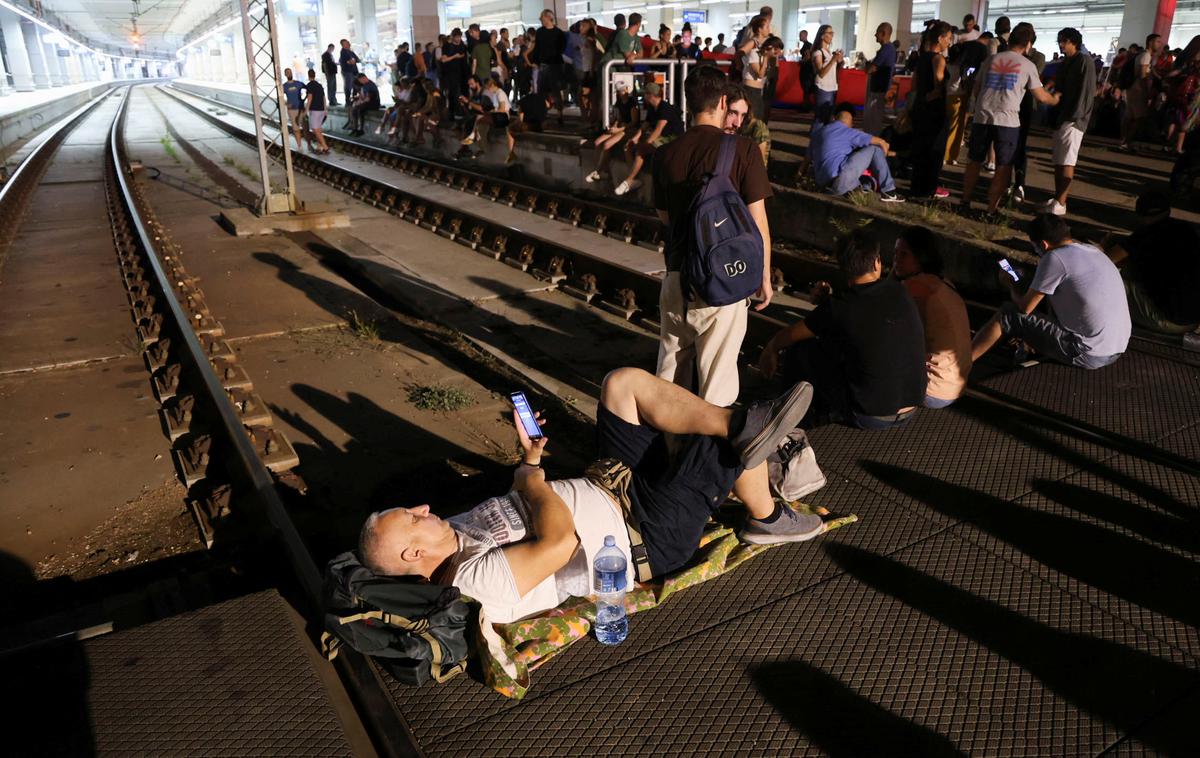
[584,80,640,184]
[613,82,683,196]
[1104,191,1200,334]
[758,230,927,430]
[892,226,973,408]
[972,214,1131,369]
[357,369,825,623]
[348,72,381,136]
[506,91,555,164]
[808,103,904,202]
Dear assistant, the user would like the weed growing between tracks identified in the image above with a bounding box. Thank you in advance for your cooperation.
[408,384,476,412]
[160,134,181,163]
[222,154,260,183]
[347,309,380,341]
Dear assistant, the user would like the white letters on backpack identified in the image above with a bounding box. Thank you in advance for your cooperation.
[724,260,747,277]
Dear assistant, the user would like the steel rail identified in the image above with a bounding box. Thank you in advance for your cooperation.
[108,84,423,758]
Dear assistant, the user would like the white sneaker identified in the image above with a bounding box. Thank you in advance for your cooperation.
[1045,200,1067,216]
[614,178,641,196]
[585,170,603,183]
[374,126,383,134]
[984,161,996,173]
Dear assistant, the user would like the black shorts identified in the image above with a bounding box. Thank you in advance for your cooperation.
[596,405,743,576]
[968,123,1020,166]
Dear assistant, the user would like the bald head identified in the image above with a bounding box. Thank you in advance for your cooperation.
[358,506,456,578]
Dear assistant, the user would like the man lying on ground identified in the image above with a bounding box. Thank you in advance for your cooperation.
[358,369,824,623]
[972,214,1130,368]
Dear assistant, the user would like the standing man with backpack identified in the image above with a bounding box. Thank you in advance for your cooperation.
[651,66,774,407]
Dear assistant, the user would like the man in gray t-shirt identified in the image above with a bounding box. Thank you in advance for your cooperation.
[960,26,1059,213]
[972,214,1130,369]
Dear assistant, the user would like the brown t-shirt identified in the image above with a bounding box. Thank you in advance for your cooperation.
[652,124,773,271]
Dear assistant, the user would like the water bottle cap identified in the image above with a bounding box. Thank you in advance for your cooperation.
[603,535,615,547]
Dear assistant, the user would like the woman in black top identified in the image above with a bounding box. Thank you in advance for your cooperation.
[908,20,953,199]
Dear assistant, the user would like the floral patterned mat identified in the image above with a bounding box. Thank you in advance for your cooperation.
[476,502,858,699]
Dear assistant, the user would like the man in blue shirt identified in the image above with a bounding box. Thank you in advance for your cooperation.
[281,68,306,151]
[863,23,895,135]
[809,103,903,202]
[338,39,360,107]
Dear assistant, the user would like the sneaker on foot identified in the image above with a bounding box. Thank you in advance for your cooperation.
[585,170,603,183]
[739,504,827,545]
[614,180,632,196]
[984,161,996,173]
[730,382,815,469]
[933,187,951,200]
[1014,186,1026,204]
[880,190,905,203]
[462,135,475,146]
[1046,199,1067,216]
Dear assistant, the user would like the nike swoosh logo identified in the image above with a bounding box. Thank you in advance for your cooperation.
[714,218,728,228]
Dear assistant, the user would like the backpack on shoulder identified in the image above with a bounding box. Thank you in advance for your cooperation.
[681,133,764,307]
[1116,56,1139,90]
[320,551,473,686]
[766,429,827,502]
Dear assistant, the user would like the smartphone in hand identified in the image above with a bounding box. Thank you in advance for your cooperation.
[998,258,1021,282]
[509,391,544,440]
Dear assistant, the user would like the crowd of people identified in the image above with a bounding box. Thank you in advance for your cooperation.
[296,7,1200,631]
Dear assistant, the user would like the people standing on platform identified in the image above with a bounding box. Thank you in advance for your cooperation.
[812,24,843,123]
[742,34,782,121]
[525,9,568,125]
[304,68,330,154]
[724,85,772,166]
[469,24,493,85]
[652,25,673,59]
[338,39,360,108]
[615,82,683,196]
[1042,27,1096,216]
[960,25,1060,214]
[758,229,926,430]
[282,68,306,152]
[602,12,642,70]
[1009,22,1047,206]
[863,22,896,135]
[713,33,728,54]
[908,20,953,201]
[1119,34,1165,151]
[891,226,972,409]
[957,15,981,44]
[943,36,988,165]
[651,66,774,406]
[321,44,339,107]
[972,215,1130,369]
[439,28,469,120]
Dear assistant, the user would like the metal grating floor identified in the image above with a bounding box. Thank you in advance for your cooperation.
[13,591,358,757]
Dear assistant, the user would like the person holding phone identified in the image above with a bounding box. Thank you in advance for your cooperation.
[811,24,843,122]
[356,370,826,623]
[971,214,1130,369]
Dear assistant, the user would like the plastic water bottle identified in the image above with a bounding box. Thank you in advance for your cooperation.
[593,535,629,645]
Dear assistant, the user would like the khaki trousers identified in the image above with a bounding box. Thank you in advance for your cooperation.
[656,271,748,408]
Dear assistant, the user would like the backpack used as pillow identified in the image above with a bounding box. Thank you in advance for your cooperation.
[681,133,764,307]
[320,551,473,686]
[766,429,827,502]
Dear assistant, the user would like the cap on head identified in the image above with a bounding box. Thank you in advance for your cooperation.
[615,80,630,94]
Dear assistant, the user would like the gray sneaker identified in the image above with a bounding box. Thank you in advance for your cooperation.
[739,506,826,545]
[730,382,814,469]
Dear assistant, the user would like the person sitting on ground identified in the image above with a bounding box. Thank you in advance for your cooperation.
[408,78,444,147]
[584,80,639,184]
[614,82,683,196]
[505,90,555,164]
[356,369,825,623]
[348,72,381,136]
[891,226,973,408]
[456,75,494,157]
[807,102,904,202]
[1104,191,1200,334]
[971,214,1131,369]
[389,76,426,144]
[758,229,927,430]
[724,83,772,166]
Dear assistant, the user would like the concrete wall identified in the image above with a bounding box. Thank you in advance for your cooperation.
[0,82,121,151]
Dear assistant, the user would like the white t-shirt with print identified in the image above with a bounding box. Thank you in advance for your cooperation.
[743,50,765,87]
[447,478,633,623]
